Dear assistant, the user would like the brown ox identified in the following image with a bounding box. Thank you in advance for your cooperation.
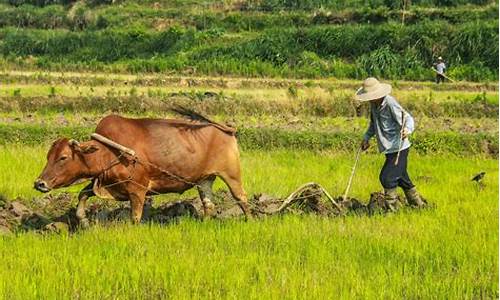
[34,113,250,225]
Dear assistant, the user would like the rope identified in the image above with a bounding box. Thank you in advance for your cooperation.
[68,136,343,215]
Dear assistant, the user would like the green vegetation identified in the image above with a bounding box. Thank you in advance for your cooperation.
[0,76,496,298]
[1,71,497,94]
[1,145,497,201]
[0,1,497,81]
[0,0,497,297]
[0,79,497,118]
[0,78,496,157]
[0,123,496,156]
[0,147,498,298]
[0,93,497,118]
[0,76,496,158]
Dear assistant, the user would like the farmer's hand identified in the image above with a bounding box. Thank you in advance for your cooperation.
[401,128,410,139]
[361,140,370,151]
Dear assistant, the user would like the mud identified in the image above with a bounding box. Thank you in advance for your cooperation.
[0,189,422,235]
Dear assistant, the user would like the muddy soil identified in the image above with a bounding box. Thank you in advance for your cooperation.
[0,189,418,235]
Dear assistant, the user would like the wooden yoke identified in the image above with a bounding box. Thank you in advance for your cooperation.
[91,133,136,157]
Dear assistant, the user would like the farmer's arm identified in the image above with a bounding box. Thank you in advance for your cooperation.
[388,99,414,135]
[404,112,415,135]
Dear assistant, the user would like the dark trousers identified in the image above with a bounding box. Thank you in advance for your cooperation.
[379,148,414,190]
[436,74,445,84]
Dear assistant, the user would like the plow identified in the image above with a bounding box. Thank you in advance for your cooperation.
[0,183,415,235]
[0,133,427,235]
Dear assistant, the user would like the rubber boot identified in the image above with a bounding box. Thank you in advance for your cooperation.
[404,187,427,208]
[384,188,399,212]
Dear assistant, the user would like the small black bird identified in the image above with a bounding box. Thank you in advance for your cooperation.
[471,171,486,182]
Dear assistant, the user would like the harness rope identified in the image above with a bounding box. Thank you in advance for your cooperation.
[73,135,342,214]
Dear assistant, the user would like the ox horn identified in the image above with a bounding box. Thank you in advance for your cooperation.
[69,139,80,146]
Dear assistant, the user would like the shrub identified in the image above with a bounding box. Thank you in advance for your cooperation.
[67,1,94,30]
[449,21,499,68]
[0,17,496,81]
[287,85,298,98]
[6,0,110,6]
[7,0,75,6]
[448,62,497,82]
[356,46,402,79]
[244,0,496,10]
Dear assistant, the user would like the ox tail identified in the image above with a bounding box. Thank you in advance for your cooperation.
[170,106,237,135]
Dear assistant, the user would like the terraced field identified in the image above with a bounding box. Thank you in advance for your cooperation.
[0,71,497,298]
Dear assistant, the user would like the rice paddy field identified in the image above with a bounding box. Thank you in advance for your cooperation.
[0,70,497,299]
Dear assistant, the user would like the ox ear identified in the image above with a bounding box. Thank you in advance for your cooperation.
[70,140,99,154]
[79,144,99,154]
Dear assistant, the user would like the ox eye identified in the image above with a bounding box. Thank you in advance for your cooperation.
[59,155,68,162]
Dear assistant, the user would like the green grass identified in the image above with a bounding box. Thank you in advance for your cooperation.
[0,123,497,156]
[1,111,497,135]
[0,91,497,119]
[0,68,497,298]
[0,147,497,299]
[0,83,498,103]
[1,70,498,91]
[0,214,497,299]
[1,146,497,201]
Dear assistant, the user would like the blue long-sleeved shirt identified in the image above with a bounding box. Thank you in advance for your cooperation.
[363,95,415,154]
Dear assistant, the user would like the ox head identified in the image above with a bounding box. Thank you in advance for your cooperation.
[34,138,99,193]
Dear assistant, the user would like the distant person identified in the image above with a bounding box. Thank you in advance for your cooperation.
[433,56,446,84]
[355,77,427,211]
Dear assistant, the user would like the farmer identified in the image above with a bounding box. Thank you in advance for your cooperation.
[433,56,446,84]
[356,77,426,211]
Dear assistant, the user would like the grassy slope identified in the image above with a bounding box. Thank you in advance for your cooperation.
[0,2,498,81]
[0,147,497,299]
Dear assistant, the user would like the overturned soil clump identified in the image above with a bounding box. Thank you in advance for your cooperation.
[0,187,423,235]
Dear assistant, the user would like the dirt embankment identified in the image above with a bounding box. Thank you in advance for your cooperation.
[0,189,424,235]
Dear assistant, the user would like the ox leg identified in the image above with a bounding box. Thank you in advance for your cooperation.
[129,193,146,224]
[77,183,94,228]
[197,176,216,218]
[219,174,252,220]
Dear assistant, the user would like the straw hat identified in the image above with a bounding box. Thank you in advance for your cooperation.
[355,77,392,102]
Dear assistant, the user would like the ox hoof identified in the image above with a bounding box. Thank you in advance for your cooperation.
[79,218,90,229]
[202,200,216,219]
